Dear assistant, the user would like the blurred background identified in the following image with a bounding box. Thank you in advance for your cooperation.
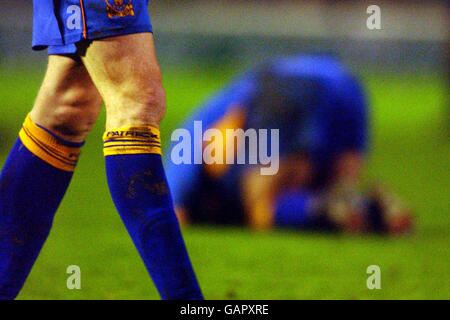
[0,0,448,299]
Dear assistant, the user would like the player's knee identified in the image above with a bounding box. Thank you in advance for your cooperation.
[50,104,99,141]
[106,75,167,129]
[33,86,102,142]
[128,79,166,125]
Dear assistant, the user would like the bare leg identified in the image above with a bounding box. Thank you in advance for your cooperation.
[31,55,103,143]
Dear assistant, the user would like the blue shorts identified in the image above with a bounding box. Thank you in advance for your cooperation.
[33,0,152,55]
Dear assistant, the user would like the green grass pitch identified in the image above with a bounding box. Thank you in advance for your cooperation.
[0,64,448,299]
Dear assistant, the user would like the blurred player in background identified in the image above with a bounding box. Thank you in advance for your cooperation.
[166,55,413,234]
[0,1,202,300]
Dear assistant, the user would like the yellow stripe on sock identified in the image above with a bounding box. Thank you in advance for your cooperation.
[18,114,82,172]
[103,126,162,156]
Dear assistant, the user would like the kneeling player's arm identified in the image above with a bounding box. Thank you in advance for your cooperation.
[203,106,247,179]
[241,167,277,230]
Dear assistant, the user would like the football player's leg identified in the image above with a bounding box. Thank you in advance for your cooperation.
[80,33,203,300]
[31,55,102,143]
[0,55,102,300]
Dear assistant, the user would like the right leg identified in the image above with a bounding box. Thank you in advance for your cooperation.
[80,33,203,300]
[0,55,102,299]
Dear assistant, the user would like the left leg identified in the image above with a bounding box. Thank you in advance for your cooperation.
[79,33,203,300]
[0,55,102,299]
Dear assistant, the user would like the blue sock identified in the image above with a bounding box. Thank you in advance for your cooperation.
[104,126,203,300]
[274,191,316,228]
[0,116,82,299]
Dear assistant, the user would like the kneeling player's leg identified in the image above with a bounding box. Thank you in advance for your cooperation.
[0,55,102,299]
[80,33,203,300]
